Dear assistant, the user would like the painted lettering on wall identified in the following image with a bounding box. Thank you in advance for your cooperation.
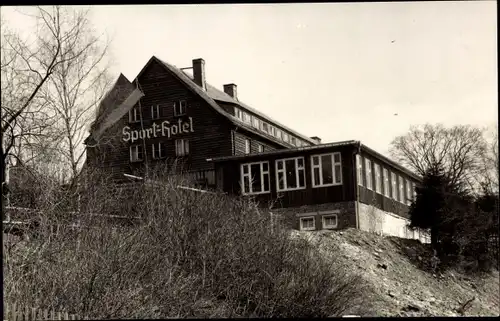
[122,117,194,143]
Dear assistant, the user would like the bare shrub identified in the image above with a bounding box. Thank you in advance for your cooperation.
[3,165,367,318]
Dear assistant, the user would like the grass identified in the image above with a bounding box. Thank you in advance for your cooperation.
[3,167,369,318]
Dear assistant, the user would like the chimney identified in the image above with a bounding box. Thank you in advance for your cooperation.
[223,83,237,100]
[192,58,206,90]
[310,136,322,144]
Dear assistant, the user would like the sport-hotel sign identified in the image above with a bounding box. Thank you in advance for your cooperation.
[122,117,194,143]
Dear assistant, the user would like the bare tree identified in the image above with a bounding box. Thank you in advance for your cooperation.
[475,125,498,195]
[1,6,108,214]
[390,123,487,191]
[41,9,111,184]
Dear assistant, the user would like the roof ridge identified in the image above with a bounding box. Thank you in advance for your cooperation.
[154,56,317,145]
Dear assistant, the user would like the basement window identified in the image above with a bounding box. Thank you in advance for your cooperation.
[299,216,316,231]
[241,161,270,195]
[321,213,338,229]
[130,145,143,162]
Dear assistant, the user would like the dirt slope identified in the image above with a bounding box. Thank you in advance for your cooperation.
[293,228,499,317]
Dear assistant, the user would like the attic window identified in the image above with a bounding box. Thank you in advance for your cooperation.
[174,100,187,116]
[252,116,259,129]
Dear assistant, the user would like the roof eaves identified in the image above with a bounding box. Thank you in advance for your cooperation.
[359,144,422,181]
[207,140,359,163]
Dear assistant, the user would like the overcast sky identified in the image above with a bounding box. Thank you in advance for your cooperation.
[2,2,497,155]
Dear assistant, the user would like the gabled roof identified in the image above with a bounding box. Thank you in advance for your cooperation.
[134,56,317,147]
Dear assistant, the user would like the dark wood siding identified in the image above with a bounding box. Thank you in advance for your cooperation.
[87,59,235,178]
[216,145,358,209]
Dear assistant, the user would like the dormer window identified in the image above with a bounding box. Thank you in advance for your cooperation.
[262,122,269,133]
[243,112,251,124]
[277,129,283,140]
[291,137,297,146]
[283,133,289,143]
[129,107,140,123]
[174,100,187,116]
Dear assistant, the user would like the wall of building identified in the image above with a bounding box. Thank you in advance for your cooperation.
[269,201,357,230]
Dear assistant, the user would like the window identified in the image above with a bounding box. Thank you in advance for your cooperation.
[406,180,413,205]
[152,143,166,159]
[365,158,373,190]
[399,176,405,203]
[276,157,306,191]
[391,171,397,200]
[283,133,289,143]
[174,100,187,116]
[175,139,189,156]
[241,161,270,195]
[299,216,315,231]
[261,122,269,132]
[270,126,276,136]
[277,129,283,140]
[257,144,264,153]
[383,168,390,197]
[235,108,243,120]
[130,145,143,162]
[357,155,363,186]
[151,105,160,120]
[129,107,140,123]
[252,116,260,128]
[322,213,338,229]
[413,182,417,200]
[244,139,250,154]
[291,137,297,146]
[374,163,382,194]
[243,112,251,124]
[311,152,342,187]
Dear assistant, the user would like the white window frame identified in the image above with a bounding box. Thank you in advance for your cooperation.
[257,144,264,153]
[299,216,316,231]
[175,139,189,156]
[321,211,338,229]
[151,104,160,120]
[283,133,289,143]
[357,154,363,186]
[290,136,297,146]
[311,152,342,188]
[129,107,140,123]
[129,145,143,162]
[374,163,382,194]
[243,112,251,124]
[391,171,398,200]
[152,142,165,159]
[244,139,250,154]
[174,100,187,116]
[383,167,390,197]
[365,158,373,190]
[235,107,242,120]
[240,161,270,195]
[277,129,283,140]
[398,176,405,203]
[276,156,306,192]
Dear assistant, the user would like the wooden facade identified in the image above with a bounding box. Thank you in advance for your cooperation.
[84,56,319,186]
[210,140,422,227]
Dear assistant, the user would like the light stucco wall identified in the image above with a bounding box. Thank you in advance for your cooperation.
[357,202,430,243]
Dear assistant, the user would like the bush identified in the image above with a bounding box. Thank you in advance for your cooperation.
[3,167,367,318]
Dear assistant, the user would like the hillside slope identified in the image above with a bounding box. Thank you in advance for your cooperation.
[293,229,499,317]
